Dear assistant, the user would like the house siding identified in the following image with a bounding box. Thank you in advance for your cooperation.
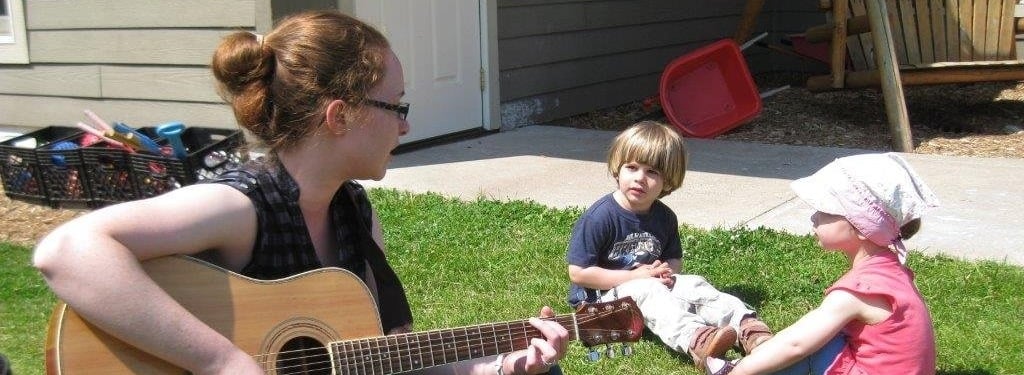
[0,0,253,131]
[2,0,830,135]
[496,0,828,127]
[0,0,335,132]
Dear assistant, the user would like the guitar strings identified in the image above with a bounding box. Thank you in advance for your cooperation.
[247,311,637,373]
[249,316,576,361]
[248,311,617,360]
[251,312,625,362]
[255,328,632,374]
[252,328,547,366]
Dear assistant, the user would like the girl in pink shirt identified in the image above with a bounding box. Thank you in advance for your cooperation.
[707,153,939,375]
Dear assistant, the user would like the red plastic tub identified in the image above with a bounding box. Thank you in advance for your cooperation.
[659,39,762,138]
[789,34,832,64]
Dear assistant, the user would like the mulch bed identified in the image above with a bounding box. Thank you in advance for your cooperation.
[0,184,86,246]
[552,72,1024,159]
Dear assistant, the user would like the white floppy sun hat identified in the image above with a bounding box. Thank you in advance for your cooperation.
[791,153,940,263]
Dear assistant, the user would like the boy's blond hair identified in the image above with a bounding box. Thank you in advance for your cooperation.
[607,121,687,197]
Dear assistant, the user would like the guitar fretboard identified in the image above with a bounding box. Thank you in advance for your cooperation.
[330,315,577,374]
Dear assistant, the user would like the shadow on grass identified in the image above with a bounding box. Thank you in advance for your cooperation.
[640,329,696,365]
[720,283,769,310]
[937,370,994,375]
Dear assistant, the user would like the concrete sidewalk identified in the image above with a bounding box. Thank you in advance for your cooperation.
[360,125,1023,266]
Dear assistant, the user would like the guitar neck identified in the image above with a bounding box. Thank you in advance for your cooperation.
[330,314,578,374]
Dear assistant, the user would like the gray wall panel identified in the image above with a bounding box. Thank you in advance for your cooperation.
[0,95,235,129]
[497,0,751,127]
[0,65,101,97]
[26,0,256,29]
[498,0,748,39]
[101,66,223,103]
[496,0,835,128]
[501,42,708,101]
[501,73,660,127]
[29,30,231,65]
[499,17,740,70]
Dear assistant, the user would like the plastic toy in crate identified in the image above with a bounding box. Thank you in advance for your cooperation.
[130,127,245,199]
[0,126,82,206]
[82,142,138,208]
[36,132,97,208]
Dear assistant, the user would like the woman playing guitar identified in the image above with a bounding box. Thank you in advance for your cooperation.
[34,10,568,375]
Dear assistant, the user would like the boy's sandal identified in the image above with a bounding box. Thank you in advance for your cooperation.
[689,326,737,369]
[739,320,773,354]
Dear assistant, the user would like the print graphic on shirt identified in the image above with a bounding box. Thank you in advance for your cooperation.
[607,232,662,269]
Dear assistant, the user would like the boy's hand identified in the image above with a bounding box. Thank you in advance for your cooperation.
[649,260,673,277]
[661,273,676,289]
[633,260,673,281]
[648,260,675,288]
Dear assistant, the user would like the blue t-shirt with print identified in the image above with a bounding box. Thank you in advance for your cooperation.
[566,193,683,306]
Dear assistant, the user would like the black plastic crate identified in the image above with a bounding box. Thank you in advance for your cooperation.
[0,126,80,205]
[36,132,93,209]
[129,127,244,199]
[82,142,138,208]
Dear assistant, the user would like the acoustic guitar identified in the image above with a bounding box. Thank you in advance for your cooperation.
[45,255,644,374]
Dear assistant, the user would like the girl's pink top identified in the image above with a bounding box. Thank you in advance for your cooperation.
[825,251,937,375]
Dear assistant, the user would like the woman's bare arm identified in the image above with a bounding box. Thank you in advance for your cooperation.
[33,184,262,374]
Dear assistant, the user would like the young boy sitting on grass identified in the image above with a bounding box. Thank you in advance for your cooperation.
[565,121,773,369]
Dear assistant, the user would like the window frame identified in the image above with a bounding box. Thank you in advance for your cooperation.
[0,0,29,64]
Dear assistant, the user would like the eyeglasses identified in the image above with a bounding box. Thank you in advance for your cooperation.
[365,99,410,120]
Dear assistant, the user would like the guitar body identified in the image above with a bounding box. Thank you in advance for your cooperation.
[45,255,383,374]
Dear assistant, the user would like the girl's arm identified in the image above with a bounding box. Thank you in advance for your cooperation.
[728,290,872,375]
[33,184,263,374]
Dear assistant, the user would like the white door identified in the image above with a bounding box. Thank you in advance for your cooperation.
[353,0,483,143]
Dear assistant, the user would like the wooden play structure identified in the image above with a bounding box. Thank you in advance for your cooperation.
[736,0,1024,152]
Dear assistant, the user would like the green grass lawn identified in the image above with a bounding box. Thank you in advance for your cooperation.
[2,188,1022,374]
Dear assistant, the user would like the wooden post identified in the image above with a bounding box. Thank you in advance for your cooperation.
[734,0,766,43]
[831,0,850,88]
[865,0,914,152]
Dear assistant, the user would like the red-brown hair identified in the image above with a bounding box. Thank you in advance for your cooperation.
[211,11,389,152]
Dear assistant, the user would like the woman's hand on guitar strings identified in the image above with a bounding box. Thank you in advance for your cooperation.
[523,306,568,374]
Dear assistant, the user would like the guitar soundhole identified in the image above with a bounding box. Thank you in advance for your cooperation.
[276,337,330,375]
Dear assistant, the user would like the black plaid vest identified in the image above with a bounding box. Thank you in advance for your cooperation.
[206,160,413,333]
